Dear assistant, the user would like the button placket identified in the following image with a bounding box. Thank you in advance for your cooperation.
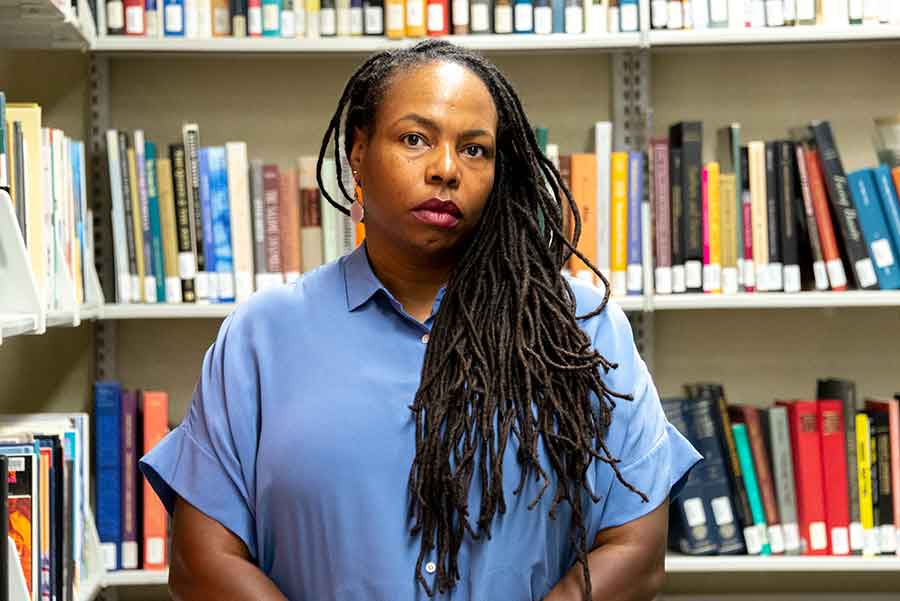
[421,333,430,344]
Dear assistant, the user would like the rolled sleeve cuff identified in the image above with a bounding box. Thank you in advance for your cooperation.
[595,421,703,532]
[139,423,258,559]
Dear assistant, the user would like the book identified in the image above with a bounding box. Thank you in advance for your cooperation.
[141,391,169,570]
[155,157,182,303]
[610,151,628,295]
[169,144,197,303]
[182,123,207,301]
[197,148,219,301]
[748,141,769,291]
[594,122,613,283]
[145,142,166,303]
[702,162,722,294]
[764,141,783,292]
[776,140,801,293]
[732,423,772,555]
[626,151,643,295]
[857,412,878,556]
[671,146,685,292]
[817,399,851,555]
[226,142,253,302]
[804,145,847,290]
[106,131,132,303]
[791,134,828,291]
[765,406,801,554]
[569,153,599,284]
[671,121,704,292]
[847,169,900,290]
[650,138,672,294]
[262,165,284,287]
[120,391,139,569]
[94,382,123,571]
[279,167,301,283]
[298,156,323,274]
[864,399,900,555]
[209,147,235,302]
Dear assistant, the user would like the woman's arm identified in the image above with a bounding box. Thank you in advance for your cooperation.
[543,499,669,601]
[169,496,288,601]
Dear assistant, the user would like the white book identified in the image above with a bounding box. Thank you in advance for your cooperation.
[667,0,683,28]
[298,156,324,273]
[197,0,213,36]
[350,3,363,33]
[607,5,619,31]
[863,0,879,22]
[638,200,652,295]
[133,130,157,303]
[750,0,765,26]
[892,0,900,23]
[796,0,815,21]
[594,122,613,284]
[651,0,668,27]
[226,142,254,303]
[709,0,728,25]
[564,3,583,33]
[879,0,891,22]
[105,131,132,304]
[185,0,199,37]
[294,4,307,35]
[590,1,608,32]
[281,8,297,36]
[683,0,693,28]
[764,0,784,25]
[337,0,352,34]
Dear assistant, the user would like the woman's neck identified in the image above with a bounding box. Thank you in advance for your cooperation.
[364,237,456,323]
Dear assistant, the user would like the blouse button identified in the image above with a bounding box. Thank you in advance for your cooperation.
[425,562,437,574]
[421,333,430,344]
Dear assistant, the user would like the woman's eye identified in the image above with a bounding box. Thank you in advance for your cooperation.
[464,145,485,158]
[402,134,425,147]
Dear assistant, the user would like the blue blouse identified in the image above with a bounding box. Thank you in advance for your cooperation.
[140,241,701,601]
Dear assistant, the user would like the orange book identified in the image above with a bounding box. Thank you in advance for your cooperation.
[609,152,628,295]
[805,148,848,291]
[142,391,170,570]
[212,0,231,35]
[405,0,426,36]
[279,167,302,282]
[569,154,598,283]
[892,167,900,202]
[386,0,406,38]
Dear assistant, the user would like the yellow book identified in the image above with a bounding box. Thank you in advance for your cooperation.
[127,148,146,303]
[704,162,721,294]
[610,151,628,295]
[386,0,405,38]
[212,0,231,35]
[405,0,425,36]
[157,158,181,303]
[570,154,598,284]
[748,141,768,291]
[305,0,321,37]
[6,104,46,307]
[719,173,738,294]
[857,413,876,557]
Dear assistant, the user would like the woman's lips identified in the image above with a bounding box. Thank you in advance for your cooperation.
[412,209,460,229]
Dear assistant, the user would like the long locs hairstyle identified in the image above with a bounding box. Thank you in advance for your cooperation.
[316,39,646,601]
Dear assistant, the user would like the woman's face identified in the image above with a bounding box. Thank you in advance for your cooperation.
[350,60,498,261]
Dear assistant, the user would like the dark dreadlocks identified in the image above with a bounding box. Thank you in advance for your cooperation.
[316,39,646,601]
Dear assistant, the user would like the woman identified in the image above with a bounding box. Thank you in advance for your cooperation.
[141,39,700,601]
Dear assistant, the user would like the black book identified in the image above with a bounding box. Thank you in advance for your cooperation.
[35,436,63,601]
[810,121,878,290]
[670,122,703,292]
[670,147,684,292]
[106,0,125,34]
[817,378,862,553]
[776,140,801,292]
[118,131,138,299]
[363,0,384,34]
[871,411,893,553]
[169,144,197,303]
[764,141,783,291]
[1,455,8,601]
[231,0,248,36]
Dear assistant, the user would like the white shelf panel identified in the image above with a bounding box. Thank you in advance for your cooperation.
[650,25,900,48]
[46,308,77,327]
[666,553,900,573]
[0,0,92,49]
[104,569,169,586]
[0,313,38,338]
[100,302,237,319]
[652,291,900,311]
[91,32,641,54]
[611,295,645,312]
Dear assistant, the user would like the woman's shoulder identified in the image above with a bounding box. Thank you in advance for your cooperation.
[561,274,633,346]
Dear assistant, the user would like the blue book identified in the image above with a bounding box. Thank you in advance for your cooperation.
[164,0,185,35]
[551,0,563,32]
[94,381,122,571]
[626,150,643,295]
[847,169,900,290]
[263,0,281,35]
[145,142,166,302]
[208,146,236,303]
[198,148,219,301]
[732,423,772,556]
[514,0,534,32]
[873,165,900,267]
[662,398,718,555]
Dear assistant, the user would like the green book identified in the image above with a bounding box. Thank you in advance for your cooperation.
[145,142,166,302]
[732,423,772,556]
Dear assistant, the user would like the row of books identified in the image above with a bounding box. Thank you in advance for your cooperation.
[648,120,900,294]
[104,125,358,305]
[93,382,170,572]
[100,0,641,38]
[0,93,95,314]
[1,414,92,601]
[668,380,900,557]
[650,0,900,30]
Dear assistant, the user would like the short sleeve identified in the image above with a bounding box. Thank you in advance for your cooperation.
[139,309,261,558]
[587,303,702,536]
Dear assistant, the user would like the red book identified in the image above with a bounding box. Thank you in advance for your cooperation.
[804,148,848,291]
[817,399,851,555]
[779,400,829,555]
[124,0,145,35]
[741,193,755,292]
[426,0,449,35]
[141,391,170,570]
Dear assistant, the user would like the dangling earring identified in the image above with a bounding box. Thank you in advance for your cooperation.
[351,171,365,224]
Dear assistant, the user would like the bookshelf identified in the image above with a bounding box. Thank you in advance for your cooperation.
[5,1,900,599]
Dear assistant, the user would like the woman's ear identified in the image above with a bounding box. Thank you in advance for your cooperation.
[349,126,368,180]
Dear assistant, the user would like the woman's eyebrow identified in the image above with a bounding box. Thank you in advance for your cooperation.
[396,113,494,140]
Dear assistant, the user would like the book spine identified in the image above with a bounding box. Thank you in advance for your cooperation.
[494,0,513,32]
[732,423,772,555]
[145,142,166,303]
[703,162,722,293]
[248,0,263,33]
[749,141,768,291]
[169,144,197,302]
[730,127,745,291]
[857,413,878,556]
[127,148,146,303]
[406,0,426,34]
[108,0,126,32]
[232,0,249,34]
[719,173,738,294]
[873,165,900,271]
[778,140,801,293]
[279,167,302,282]
[164,0,186,35]
[764,142,783,291]
[818,399,851,555]
[262,165,283,283]
[117,132,139,302]
[680,122,703,291]
[453,0,471,32]
[670,147,685,292]
[805,148,847,290]
[427,0,450,33]
[212,0,231,33]
[209,147,235,302]
[811,121,878,290]
[197,148,218,301]
[610,151,628,295]
[513,0,533,32]
[249,159,269,287]
[743,406,784,553]
[262,0,281,33]
[182,123,207,301]
[794,142,829,290]
[385,0,404,35]
[156,158,182,303]
[768,406,801,554]
[784,401,829,555]
[106,131,131,303]
[533,0,551,32]
[298,156,323,274]
[124,0,146,33]
[134,131,156,302]
[120,390,139,569]
[872,414,896,554]
[594,122,612,280]
[570,153,599,284]
[350,0,364,34]
[626,151,643,295]
[651,138,672,294]
[225,142,253,302]
[847,169,900,290]
[94,382,122,571]
[363,0,384,33]
[141,391,169,570]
